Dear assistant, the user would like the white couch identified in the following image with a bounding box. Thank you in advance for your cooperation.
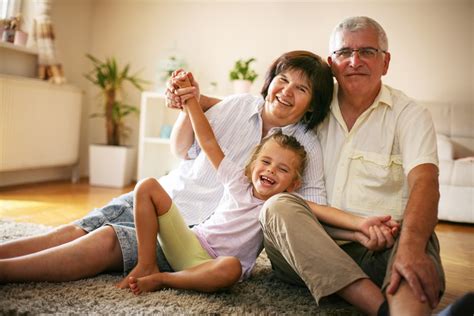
[421,101,474,223]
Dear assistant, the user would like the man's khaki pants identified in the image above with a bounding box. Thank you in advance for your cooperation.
[259,193,445,304]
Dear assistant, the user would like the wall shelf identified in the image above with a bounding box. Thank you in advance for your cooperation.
[0,41,38,55]
[0,41,38,78]
[137,92,181,179]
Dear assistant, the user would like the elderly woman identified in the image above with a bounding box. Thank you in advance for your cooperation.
[164,50,334,226]
[0,50,333,286]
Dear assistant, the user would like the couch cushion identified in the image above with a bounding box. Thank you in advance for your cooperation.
[451,103,474,140]
[439,185,474,223]
[422,101,474,159]
[451,158,474,187]
[438,160,453,185]
[437,134,454,160]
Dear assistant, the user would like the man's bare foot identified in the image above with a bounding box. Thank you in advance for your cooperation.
[116,263,159,289]
[129,273,165,295]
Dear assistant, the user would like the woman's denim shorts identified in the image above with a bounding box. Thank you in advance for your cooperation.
[73,191,172,273]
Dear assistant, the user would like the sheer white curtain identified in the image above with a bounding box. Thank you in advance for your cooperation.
[0,0,21,20]
[33,0,65,84]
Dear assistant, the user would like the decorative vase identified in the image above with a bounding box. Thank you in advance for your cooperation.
[232,80,252,94]
[2,29,15,43]
[13,30,28,46]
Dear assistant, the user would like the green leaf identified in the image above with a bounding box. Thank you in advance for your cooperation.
[84,54,149,145]
[229,57,258,82]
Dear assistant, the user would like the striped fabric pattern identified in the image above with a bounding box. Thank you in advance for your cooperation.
[159,94,327,226]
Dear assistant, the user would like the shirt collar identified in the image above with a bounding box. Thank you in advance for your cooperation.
[370,84,392,109]
[330,82,392,115]
[252,97,264,122]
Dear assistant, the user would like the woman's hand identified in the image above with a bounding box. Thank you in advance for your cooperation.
[165,69,201,110]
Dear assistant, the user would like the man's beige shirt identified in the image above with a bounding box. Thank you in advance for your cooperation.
[317,84,438,220]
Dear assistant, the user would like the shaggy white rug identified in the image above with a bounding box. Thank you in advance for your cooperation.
[0,220,361,315]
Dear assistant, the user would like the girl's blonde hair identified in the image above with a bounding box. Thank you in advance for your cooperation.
[244,131,307,182]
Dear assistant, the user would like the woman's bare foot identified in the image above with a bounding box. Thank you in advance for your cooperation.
[129,273,165,295]
[116,263,159,289]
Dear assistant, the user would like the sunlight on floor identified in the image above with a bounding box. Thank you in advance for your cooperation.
[0,199,88,226]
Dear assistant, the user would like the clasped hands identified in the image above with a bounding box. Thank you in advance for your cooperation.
[355,215,400,251]
[165,69,200,110]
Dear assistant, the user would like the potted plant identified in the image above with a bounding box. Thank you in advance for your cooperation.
[85,54,148,187]
[229,58,258,93]
[156,55,187,92]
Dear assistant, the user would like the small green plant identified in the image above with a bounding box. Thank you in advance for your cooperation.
[85,54,148,146]
[229,58,258,82]
[158,56,187,83]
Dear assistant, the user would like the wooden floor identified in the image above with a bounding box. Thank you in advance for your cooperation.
[0,179,472,313]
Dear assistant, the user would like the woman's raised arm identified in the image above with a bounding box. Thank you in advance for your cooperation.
[166,70,222,159]
[173,72,224,170]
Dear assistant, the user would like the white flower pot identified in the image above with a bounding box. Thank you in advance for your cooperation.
[232,80,252,93]
[89,144,136,188]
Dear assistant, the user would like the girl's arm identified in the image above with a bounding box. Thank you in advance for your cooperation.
[306,201,363,231]
[174,72,224,170]
[305,201,400,239]
[324,226,395,251]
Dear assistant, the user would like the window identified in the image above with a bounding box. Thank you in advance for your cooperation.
[0,0,21,20]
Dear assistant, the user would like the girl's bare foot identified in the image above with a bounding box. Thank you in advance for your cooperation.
[129,273,165,295]
[116,263,159,289]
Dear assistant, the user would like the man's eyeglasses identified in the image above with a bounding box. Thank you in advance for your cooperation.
[332,47,386,60]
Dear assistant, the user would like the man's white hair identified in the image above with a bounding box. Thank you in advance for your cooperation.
[329,16,389,53]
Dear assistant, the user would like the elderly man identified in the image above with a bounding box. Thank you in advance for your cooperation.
[167,16,445,316]
[258,16,445,315]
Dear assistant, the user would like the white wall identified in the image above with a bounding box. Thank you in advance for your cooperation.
[51,0,94,176]
[51,0,473,177]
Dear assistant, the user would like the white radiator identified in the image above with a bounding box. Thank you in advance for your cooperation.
[0,74,82,176]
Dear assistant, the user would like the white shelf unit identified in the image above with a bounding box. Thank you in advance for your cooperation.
[137,91,181,180]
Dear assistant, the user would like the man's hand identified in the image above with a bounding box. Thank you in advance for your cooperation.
[165,69,200,110]
[387,246,440,309]
[385,164,441,308]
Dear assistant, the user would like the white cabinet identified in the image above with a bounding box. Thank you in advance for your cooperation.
[0,75,82,186]
[137,92,181,180]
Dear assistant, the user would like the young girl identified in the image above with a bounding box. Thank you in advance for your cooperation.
[121,72,399,295]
